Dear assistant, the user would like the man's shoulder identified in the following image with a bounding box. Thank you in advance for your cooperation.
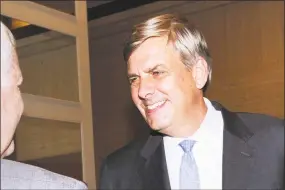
[212,100,283,133]
[236,112,284,141]
[237,112,284,130]
[1,159,87,189]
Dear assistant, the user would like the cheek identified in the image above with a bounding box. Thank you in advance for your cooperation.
[158,74,195,103]
[177,69,196,93]
[130,87,138,102]
[130,87,142,108]
[130,87,147,116]
[156,76,183,100]
[1,87,23,126]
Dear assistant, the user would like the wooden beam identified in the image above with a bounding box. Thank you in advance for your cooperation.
[75,1,97,189]
[1,1,77,37]
[22,93,82,123]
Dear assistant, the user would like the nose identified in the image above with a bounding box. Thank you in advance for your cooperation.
[138,77,155,99]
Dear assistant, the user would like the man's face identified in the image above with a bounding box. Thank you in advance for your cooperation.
[128,37,201,134]
[1,26,24,157]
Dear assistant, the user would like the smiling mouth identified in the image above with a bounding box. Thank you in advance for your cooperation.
[145,100,167,114]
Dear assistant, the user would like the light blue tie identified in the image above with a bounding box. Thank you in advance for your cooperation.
[179,140,200,189]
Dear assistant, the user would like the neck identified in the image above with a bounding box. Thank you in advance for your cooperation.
[162,98,208,138]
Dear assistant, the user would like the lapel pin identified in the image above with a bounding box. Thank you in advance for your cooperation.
[240,151,251,157]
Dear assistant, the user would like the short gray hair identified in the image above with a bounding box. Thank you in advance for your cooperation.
[123,14,212,91]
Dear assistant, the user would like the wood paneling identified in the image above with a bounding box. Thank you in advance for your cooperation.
[15,41,81,161]
[16,116,81,161]
[18,45,79,101]
[22,93,82,123]
[1,1,78,37]
[188,1,284,118]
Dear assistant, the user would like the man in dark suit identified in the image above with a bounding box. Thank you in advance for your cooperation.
[99,14,284,189]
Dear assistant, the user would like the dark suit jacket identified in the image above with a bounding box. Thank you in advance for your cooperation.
[99,102,284,190]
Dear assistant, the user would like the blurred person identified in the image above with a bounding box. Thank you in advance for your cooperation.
[1,21,87,189]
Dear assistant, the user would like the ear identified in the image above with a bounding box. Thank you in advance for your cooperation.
[191,57,209,90]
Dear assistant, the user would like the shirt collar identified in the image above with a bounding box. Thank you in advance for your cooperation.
[191,97,221,143]
[163,97,223,146]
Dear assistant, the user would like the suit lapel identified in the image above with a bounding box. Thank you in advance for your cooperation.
[212,102,255,189]
[137,132,171,190]
[222,129,255,189]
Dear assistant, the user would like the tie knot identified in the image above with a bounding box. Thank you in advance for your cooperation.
[179,140,196,153]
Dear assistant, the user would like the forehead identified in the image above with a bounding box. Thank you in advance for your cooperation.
[1,24,21,86]
[128,37,179,71]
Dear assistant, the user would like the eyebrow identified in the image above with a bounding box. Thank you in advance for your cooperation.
[145,64,166,73]
[127,73,138,79]
[128,64,166,78]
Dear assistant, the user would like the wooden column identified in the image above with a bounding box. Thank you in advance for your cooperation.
[75,1,96,189]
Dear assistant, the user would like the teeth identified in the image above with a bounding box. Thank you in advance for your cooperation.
[147,100,165,110]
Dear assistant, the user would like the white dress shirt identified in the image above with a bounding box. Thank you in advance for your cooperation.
[163,98,224,189]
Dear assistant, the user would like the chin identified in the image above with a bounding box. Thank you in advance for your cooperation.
[148,122,171,133]
[1,141,15,158]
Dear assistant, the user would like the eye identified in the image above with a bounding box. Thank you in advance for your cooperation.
[152,70,164,76]
[129,77,137,85]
